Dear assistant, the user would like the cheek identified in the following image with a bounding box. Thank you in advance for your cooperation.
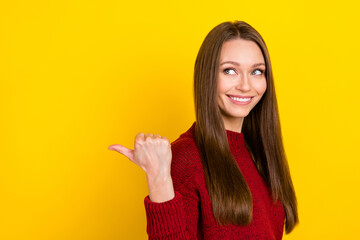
[254,79,267,95]
[217,77,228,96]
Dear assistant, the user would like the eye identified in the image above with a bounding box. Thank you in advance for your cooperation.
[223,68,236,75]
[252,69,264,75]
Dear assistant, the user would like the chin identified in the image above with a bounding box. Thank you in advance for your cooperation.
[230,110,251,118]
[222,111,251,119]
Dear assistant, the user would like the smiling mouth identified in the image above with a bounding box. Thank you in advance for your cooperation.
[227,95,253,102]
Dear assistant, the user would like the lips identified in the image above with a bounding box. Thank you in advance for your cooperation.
[227,95,254,104]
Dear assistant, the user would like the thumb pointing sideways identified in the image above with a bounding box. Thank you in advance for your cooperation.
[108,144,135,162]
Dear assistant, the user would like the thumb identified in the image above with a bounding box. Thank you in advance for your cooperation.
[108,144,135,162]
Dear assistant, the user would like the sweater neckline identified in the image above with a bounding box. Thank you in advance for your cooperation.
[226,129,243,136]
[182,122,247,156]
[226,129,246,153]
[226,129,244,140]
[184,122,246,147]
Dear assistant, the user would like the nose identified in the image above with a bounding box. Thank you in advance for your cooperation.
[235,73,251,92]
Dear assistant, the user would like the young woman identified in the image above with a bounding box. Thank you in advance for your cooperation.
[108,20,298,239]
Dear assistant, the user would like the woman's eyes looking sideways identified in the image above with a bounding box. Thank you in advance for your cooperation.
[222,68,265,76]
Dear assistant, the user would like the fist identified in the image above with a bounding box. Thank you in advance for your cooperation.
[108,133,172,178]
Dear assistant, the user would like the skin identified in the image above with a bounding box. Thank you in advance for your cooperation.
[217,38,267,132]
[108,38,267,203]
[108,133,174,203]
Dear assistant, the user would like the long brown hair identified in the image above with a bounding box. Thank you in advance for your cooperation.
[194,21,298,233]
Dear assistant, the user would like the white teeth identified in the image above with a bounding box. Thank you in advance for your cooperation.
[230,96,251,102]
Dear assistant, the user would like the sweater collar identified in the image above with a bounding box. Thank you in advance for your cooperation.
[226,129,246,154]
[226,129,244,144]
[183,122,246,148]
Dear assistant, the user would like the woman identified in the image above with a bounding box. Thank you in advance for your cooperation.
[108,20,298,239]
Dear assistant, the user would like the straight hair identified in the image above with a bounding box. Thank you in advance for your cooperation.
[193,20,298,233]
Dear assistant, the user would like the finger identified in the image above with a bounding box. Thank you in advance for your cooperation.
[144,133,153,140]
[161,136,169,142]
[153,134,161,139]
[160,136,171,148]
[135,132,145,142]
[108,144,135,162]
[134,133,145,151]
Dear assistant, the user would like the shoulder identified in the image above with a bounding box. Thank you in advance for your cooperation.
[170,122,200,164]
[169,124,203,180]
[171,136,200,163]
[171,134,198,156]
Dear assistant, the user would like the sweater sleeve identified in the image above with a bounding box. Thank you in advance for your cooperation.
[144,137,200,240]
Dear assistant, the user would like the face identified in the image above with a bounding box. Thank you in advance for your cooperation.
[217,38,267,131]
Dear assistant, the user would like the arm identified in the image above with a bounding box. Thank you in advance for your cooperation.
[144,193,199,240]
[109,133,174,202]
[144,158,199,239]
[109,134,199,239]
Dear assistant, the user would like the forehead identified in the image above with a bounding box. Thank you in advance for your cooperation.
[219,39,265,65]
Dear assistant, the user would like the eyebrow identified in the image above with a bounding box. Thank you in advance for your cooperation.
[220,61,265,67]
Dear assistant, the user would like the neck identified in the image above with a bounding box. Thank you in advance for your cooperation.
[222,116,244,133]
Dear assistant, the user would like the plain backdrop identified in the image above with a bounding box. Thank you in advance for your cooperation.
[1,0,359,239]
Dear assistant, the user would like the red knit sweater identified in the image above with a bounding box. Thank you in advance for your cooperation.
[144,123,285,239]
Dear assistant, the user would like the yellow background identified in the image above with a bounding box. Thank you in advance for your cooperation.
[1,0,359,239]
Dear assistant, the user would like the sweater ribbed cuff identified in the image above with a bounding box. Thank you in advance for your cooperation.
[144,191,185,238]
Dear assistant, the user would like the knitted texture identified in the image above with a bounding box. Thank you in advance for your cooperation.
[144,123,285,239]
